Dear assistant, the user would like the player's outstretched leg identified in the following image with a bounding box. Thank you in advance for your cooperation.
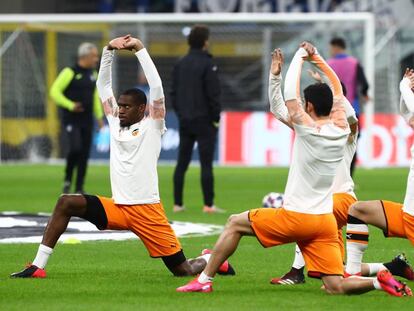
[270,244,305,285]
[161,249,235,277]
[176,211,253,292]
[10,194,88,278]
[376,270,413,297]
[361,253,414,281]
[345,201,388,276]
[322,272,412,297]
[200,249,235,275]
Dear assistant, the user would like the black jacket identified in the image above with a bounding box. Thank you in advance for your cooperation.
[171,49,221,123]
[62,64,97,126]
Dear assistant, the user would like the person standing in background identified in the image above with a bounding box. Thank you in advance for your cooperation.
[171,25,222,214]
[328,37,369,177]
[50,42,104,194]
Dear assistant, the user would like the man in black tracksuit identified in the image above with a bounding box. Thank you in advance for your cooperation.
[171,25,222,213]
[50,42,104,194]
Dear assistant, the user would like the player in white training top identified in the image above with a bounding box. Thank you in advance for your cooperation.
[268,52,414,285]
[11,35,234,279]
[341,69,414,279]
[176,42,411,296]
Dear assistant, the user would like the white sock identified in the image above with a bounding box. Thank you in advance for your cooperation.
[198,272,214,284]
[292,244,305,269]
[345,241,368,274]
[373,278,383,290]
[199,253,211,264]
[345,221,369,275]
[32,244,53,269]
[366,263,387,276]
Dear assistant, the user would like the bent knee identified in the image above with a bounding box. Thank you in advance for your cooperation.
[226,213,243,228]
[56,194,78,214]
[349,200,380,219]
[349,202,367,218]
[57,194,71,207]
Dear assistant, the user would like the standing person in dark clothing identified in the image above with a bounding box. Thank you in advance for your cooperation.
[50,42,104,194]
[171,25,222,214]
[328,37,370,176]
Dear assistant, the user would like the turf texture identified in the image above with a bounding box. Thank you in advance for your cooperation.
[0,164,413,310]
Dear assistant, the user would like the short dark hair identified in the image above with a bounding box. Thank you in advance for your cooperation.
[121,88,147,106]
[330,37,346,49]
[303,83,333,117]
[188,25,209,49]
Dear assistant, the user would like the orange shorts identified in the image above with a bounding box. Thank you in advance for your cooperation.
[249,208,343,278]
[333,193,356,229]
[98,196,182,257]
[333,193,357,261]
[381,200,414,245]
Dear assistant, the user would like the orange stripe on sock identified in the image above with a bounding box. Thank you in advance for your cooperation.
[346,231,369,236]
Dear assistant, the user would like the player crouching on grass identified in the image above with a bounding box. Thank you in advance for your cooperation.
[268,50,414,286]
[10,35,234,279]
[341,69,414,278]
[176,42,412,297]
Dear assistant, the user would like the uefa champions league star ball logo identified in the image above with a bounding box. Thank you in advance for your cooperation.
[262,192,284,208]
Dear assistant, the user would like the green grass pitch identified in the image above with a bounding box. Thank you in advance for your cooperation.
[0,164,414,310]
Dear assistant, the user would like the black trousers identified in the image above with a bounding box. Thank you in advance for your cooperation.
[173,119,217,207]
[64,123,93,191]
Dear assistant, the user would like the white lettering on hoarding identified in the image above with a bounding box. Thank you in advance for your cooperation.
[221,112,414,167]
[242,112,292,166]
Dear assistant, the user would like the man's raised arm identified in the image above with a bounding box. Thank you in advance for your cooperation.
[304,42,348,130]
[124,37,165,120]
[268,48,292,128]
[400,69,414,114]
[96,41,119,117]
[283,47,314,127]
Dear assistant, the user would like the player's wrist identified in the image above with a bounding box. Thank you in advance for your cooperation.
[270,72,282,80]
[130,38,144,52]
[296,47,308,58]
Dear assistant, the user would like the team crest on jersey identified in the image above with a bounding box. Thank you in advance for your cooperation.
[132,129,139,136]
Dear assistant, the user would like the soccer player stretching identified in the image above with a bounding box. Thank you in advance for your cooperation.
[11,35,233,278]
[268,49,414,285]
[177,42,411,296]
[342,69,414,278]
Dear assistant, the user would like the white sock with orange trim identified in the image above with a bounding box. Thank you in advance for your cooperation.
[345,215,369,275]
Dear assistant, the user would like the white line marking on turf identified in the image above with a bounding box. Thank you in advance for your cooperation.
[0,212,224,244]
